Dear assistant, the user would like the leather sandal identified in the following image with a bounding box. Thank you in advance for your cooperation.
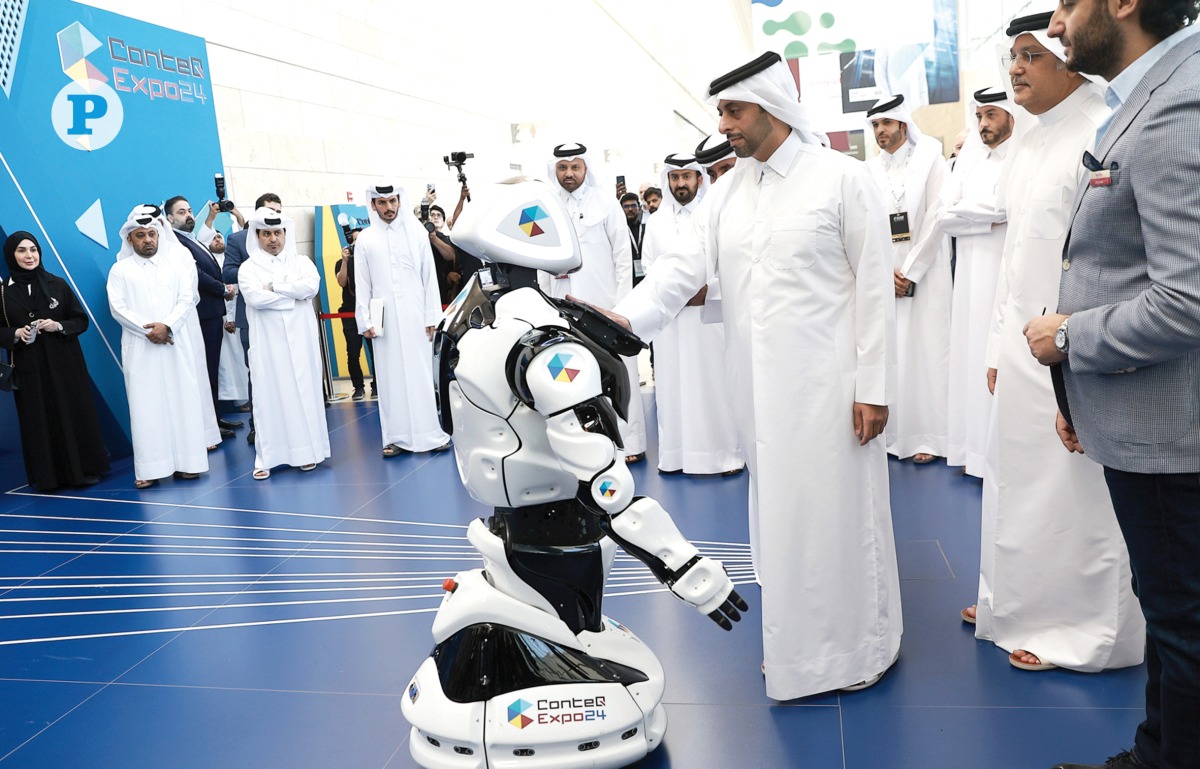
[1009,650,1057,671]
[134,479,157,490]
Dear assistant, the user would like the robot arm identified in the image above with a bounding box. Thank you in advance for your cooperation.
[604,497,748,630]
[521,333,747,629]
[522,333,637,513]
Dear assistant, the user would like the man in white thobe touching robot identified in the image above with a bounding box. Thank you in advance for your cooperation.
[612,52,902,700]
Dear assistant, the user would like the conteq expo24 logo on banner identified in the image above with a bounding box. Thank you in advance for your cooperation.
[0,0,224,449]
[49,16,212,151]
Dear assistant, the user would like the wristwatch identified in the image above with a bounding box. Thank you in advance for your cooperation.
[1054,317,1070,354]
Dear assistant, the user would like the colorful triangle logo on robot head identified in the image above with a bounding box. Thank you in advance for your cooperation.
[518,205,548,238]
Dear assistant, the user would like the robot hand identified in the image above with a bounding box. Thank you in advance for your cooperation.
[607,497,750,631]
[669,556,748,631]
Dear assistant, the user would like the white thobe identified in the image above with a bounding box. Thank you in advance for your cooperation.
[641,201,742,474]
[538,186,645,457]
[107,254,210,481]
[217,298,249,401]
[616,131,902,699]
[869,139,951,459]
[939,141,1010,477]
[976,84,1144,671]
[240,252,330,470]
[355,219,449,451]
[215,254,249,401]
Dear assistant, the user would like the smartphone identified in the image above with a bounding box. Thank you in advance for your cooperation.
[427,183,436,194]
[26,323,38,343]
[616,175,626,186]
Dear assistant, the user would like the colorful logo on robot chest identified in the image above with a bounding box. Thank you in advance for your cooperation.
[599,481,617,498]
[518,205,549,237]
[607,617,632,634]
[547,353,581,383]
[507,697,608,728]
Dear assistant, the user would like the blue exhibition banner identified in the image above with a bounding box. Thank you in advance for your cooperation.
[0,0,224,452]
[315,204,372,382]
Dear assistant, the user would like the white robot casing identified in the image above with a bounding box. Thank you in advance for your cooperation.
[449,180,581,275]
[402,530,668,769]
[403,181,744,769]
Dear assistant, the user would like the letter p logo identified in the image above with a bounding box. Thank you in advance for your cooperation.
[52,81,124,151]
[66,94,108,135]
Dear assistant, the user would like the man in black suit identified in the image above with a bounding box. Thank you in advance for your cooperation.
[165,195,239,438]
[220,192,282,444]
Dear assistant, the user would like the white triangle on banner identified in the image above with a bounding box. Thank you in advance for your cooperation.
[75,198,108,249]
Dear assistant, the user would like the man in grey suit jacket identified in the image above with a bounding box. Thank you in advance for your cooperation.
[1025,2,1200,768]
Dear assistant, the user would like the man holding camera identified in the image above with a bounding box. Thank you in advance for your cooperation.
[334,226,374,401]
[165,195,240,439]
[425,203,482,305]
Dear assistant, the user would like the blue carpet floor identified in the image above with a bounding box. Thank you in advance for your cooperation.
[0,396,1144,768]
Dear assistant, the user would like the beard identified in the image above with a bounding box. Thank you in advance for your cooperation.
[1065,1,1122,78]
[981,120,1012,148]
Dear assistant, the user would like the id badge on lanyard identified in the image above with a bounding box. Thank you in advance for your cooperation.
[890,211,911,242]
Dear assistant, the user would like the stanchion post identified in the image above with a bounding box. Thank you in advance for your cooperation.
[317,306,335,404]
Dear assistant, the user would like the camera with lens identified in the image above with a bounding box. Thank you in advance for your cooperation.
[420,201,435,233]
[336,213,359,255]
[443,152,474,202]
[213,174,236,213]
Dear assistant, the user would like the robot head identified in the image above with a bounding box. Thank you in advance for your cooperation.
[449,179,581,275]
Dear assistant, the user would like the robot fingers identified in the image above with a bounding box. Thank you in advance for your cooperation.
[708,609,734,631]
[670,556,747,624]
[706,590,750,631]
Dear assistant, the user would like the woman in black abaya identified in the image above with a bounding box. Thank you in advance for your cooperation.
[1,231,109,491]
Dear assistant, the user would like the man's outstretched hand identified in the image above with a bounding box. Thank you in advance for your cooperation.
[565,294,632,331]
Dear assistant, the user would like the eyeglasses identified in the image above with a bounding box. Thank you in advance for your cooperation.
[1002,50,1056,67]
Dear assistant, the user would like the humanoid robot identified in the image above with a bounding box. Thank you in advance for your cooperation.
[402,181,748,769]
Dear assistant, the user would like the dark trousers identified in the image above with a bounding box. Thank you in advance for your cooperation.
[1103,468,1200,769]
[239,325,253,429]
[199,315,223,410]
[340,317,375,391]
